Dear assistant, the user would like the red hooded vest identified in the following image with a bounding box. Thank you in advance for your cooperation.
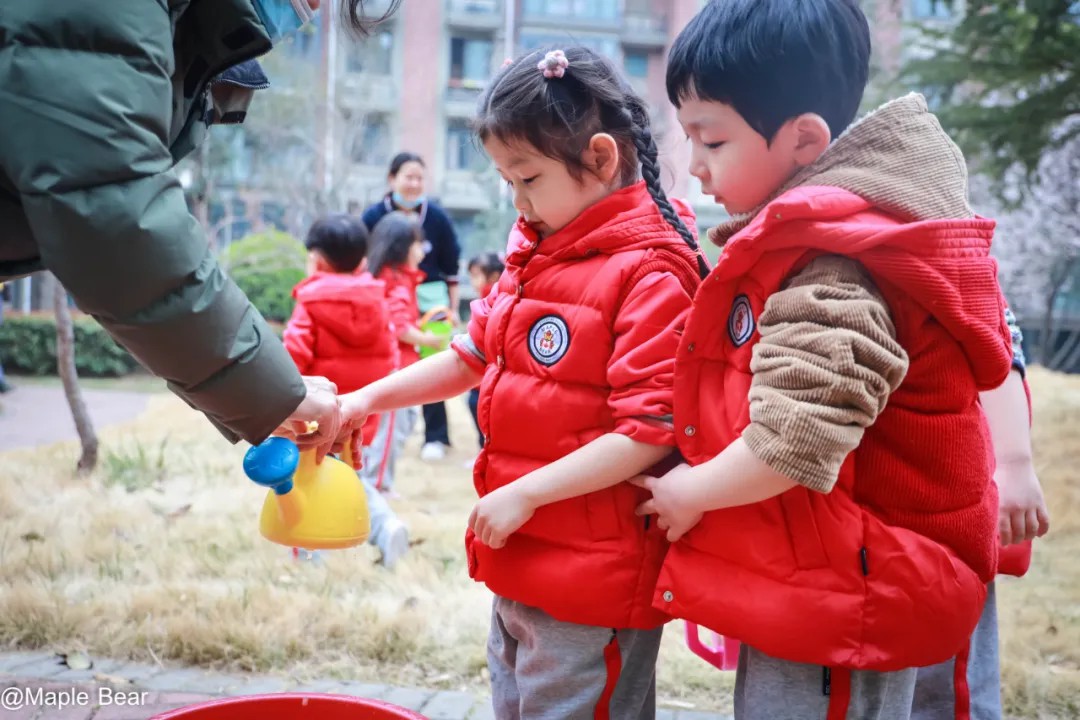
[284,271,398,443]
[658,186,1013,670]
[452,182,702,629]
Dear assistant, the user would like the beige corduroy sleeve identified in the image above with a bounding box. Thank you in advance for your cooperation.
[742,255,910,493]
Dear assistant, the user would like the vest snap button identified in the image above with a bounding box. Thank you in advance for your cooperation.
[687,343,695,353]
[662,590,674,602]
[684,425,696,437]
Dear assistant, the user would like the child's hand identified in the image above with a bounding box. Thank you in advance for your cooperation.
[335,390,372,470]
[468,485,536,549]
[421,332,448,350]
[632,464,703,542]
[996,459,1050,546]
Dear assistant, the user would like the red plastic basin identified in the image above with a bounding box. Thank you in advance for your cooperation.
[151,693,428,719]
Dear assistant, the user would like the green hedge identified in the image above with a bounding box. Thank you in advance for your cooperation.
[0,313,138,377]
[222,230,306,323]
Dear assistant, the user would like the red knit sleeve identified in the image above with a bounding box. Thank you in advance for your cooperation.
[385,284,417,339]
[607,271,693,446]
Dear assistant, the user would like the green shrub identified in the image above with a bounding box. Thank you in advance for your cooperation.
[0,313,138,377]
[221,230,306,323]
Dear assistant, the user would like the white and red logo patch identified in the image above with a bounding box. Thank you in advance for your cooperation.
[528,315,570,366]
[728,295,755,347]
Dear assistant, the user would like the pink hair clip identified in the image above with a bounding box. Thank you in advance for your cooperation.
[501,57,514,69]
[537,49,569,79]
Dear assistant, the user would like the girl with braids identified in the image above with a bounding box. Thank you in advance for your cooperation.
[335,46,705,719]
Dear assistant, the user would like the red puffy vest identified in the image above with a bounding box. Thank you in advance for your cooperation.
[657,187,1013,670]
[457,182,702,629]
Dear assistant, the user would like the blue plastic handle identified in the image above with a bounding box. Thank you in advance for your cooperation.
[243,437,300,495]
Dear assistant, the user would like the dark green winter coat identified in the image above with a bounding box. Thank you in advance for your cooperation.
[0,0,305,443]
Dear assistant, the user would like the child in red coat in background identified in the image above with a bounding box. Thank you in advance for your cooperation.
[283,214,409,569]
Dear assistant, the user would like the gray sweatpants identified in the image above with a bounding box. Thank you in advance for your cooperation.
[734,644,917,720]
[360,406,418,492]
[487,596,663,720]
[911,582,1001,720]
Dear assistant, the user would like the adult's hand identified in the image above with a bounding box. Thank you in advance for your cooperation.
[281,376,342,462]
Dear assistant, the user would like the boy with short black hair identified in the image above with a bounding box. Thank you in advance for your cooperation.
[635,1,1028,716]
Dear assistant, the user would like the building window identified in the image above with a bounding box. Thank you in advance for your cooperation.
[910,0,951,19]
[624,51,649,78]
[447,119,484,171]
[450,36,494,88]
[351,114,392,166]
[346,30,394,75]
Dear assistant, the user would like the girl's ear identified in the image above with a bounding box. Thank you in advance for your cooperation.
[581,133,621,184]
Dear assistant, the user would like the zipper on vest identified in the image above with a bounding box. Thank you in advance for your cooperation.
[859,547,869,576]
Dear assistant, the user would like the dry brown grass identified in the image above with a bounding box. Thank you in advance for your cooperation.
[997,368,1080,719]
[0,391,728,712]
[1,368,1077,716]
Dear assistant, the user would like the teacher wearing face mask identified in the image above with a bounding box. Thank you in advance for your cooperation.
[363,152,462,462]
[0,0,397,452]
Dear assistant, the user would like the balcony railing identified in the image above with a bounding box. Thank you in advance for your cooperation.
[622,12,668,49]
[338,74,398,113]
[446,0,504,31]
[445,81,485,117]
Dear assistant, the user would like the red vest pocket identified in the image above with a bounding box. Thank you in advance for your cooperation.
[779,489,831,570]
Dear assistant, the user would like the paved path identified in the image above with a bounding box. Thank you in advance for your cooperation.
[0,385,150,451]
[0,651,732,719]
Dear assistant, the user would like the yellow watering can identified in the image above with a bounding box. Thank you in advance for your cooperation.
[243,437,370,549]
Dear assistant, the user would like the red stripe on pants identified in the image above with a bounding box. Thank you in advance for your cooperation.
[953,643,972,720]
[595,631,622,720]
[826,667,852,720]
[375,411,395,490]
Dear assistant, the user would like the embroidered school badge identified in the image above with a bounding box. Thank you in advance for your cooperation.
[728,295,755,347]
[528,315,570,366]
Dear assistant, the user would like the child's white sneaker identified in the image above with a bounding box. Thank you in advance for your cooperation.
[420,442,447,461]
[379,519,410,570]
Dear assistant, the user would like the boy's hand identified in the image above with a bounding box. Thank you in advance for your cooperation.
[335,390,373,470]
[632,464,703,542]
[468,485,536,549]
[996,459,1050,546]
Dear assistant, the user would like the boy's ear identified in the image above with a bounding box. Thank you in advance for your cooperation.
[788,113,831,167]
[308,250,332,274]
[582,133,621,184]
